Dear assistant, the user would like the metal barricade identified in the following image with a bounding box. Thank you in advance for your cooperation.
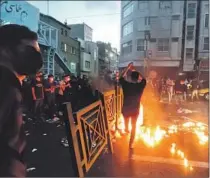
[63,87,123,177]
[63,101,113,177]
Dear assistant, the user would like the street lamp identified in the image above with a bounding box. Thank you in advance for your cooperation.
[144,31,150,76]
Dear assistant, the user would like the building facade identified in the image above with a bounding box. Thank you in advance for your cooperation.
[182,0,209,79]
[40,14,80,77]
[0,1,39,32]
[120,0,209,78]
[69,23,93,41]
[97,42,119,75]
[76,38,99,78]
[85,41,99,77]
[197,1,209,79]
[120,1,184,77]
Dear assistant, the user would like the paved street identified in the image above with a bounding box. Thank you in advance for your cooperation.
[23,101,209,177]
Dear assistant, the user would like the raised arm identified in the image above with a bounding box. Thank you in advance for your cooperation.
[119,62,133,78]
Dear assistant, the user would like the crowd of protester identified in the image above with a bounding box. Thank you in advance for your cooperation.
[22,72,116,124]
[147,76,202,104]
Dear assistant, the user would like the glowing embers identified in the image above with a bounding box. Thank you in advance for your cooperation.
[170,143,193,171]
[168,125,178,134]
[137,126,166,147]
[181,121,208,145]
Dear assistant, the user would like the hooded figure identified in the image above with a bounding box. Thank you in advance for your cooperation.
[0,24,43,177]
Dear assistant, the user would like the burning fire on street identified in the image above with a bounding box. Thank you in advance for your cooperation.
[114,103,208,171]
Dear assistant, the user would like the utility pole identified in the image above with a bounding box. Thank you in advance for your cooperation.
[144,30,150,77]
[180,0,187,74]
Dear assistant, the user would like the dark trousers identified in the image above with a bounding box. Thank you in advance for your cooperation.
[122,110,139,146]
[46,94,56,118]
[33,99,43,118]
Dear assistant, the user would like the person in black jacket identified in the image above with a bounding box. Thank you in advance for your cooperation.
[119,62,146,149]
[0,24,43,177]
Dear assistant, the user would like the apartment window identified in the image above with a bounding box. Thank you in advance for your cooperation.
[172,15,180,20]
[94,50,97,60]
[203,37,209,50]
[85,61,90,68]
[186,48,193,59]
[122,21,133,37]
[61,28,64,35]
[159,1,172,10]
[123,2,134,18]
[64,30,67,36]
[187,3,196,18]
[138,1,148,10]
[122,41,132,55]
[70,62,76,70]
[61,42,64,51]
[157,39,169,52]
[205,14,209,28]
[64,44,68,52]
[70,47,76,54]
[94,61,97,72]
[144,17,150,25]
[137,39,144,51]
[186,25,194,40]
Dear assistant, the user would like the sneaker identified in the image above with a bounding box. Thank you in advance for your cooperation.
[48,117,60,123]
[61,138,69,147]
[63,142,69,147]
[58,111,63,116]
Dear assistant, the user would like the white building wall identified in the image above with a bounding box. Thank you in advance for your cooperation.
[120,1,184,68]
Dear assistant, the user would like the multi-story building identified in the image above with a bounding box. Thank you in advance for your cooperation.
[85,41,99,77]
[120,1,209,79]
[69,23,99,78]
[97,42,119,75]
[76,38,99,78]
[197,1,209,79]
[182,0,209,80]
[120,1,185,77]
[39,14,80,77]
[69,23,93,41]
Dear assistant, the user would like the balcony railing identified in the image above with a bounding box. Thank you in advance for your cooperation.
[38,20,58,49]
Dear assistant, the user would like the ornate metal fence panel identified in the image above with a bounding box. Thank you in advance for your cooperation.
[101,90,117,152]
[116,85,123,130]
[64,101,112,177]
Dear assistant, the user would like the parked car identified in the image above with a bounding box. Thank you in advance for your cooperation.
[198,81,209,101]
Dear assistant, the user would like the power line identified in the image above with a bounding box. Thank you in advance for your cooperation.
[65,13,120,19]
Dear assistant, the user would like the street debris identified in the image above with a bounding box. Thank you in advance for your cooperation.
[61,137,69,147]
[32,148,37,152]
[43,133,47,136]
[27,167,36,172]
[177,108,199,114]
[22,113,26,117]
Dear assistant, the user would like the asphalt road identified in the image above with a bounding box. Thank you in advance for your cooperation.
[23,118,208,177]
[23,101,208,177]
